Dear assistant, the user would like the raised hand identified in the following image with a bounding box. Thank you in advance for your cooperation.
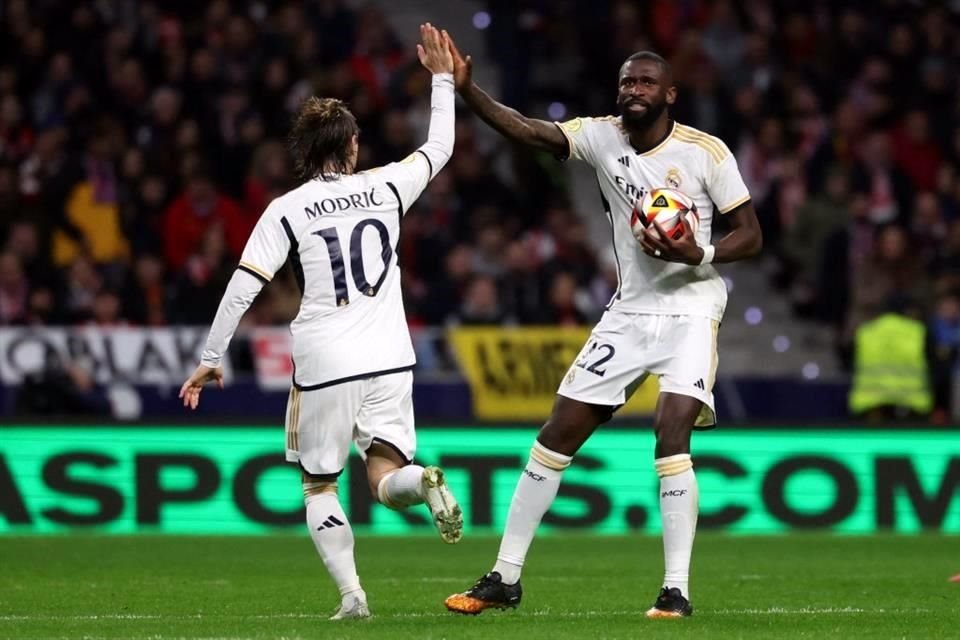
[178,364,224,410]
[442,30,472,91]
[417,23,454,75]
[639,218,704,265]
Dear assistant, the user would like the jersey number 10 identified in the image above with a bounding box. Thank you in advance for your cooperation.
[313,218,393,307]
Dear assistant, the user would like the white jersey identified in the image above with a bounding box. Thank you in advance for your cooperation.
[555,117,750,320]
[200,74,455,389]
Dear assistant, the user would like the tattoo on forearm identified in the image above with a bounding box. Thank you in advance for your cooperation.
[463,84,562,153]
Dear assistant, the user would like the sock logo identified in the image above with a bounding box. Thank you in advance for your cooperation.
[316,514,346,531]
[523,468,547,482]
[661,489,688,498]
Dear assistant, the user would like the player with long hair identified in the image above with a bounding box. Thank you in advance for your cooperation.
[180,24,462,620]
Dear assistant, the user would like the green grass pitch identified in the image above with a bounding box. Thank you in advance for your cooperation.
[1,534,958,639]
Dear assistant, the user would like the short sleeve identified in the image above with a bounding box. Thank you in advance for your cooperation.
[554,117,602,167]
[238,204,290,283]
[706,147,751,215]
[376,151,434,215]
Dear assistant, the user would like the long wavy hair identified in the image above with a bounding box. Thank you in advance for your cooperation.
[288,97,359,181]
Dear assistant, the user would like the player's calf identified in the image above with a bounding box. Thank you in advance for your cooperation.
[302,478,368,618]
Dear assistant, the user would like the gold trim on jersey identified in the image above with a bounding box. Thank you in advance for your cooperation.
[286,388,301,451]
[239,261,273,282]
[636,120,677,157]
[707,320,720,390]
[554,121,577,159]
[718,194,751,214]
[674,125,727,164]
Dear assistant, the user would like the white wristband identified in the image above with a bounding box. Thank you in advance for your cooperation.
[699,245,715,265]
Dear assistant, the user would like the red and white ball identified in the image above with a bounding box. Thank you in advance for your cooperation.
[630,187,699,242]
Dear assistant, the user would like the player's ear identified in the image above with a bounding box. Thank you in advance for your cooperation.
[665,86,677,106]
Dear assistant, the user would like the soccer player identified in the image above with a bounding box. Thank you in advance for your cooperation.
[441,33,762,618]
[178,24,462,620]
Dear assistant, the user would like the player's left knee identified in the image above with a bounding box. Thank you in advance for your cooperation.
[373,469,413,509]
[367,471,391,502]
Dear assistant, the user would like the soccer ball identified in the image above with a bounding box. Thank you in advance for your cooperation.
[631,187,699,241]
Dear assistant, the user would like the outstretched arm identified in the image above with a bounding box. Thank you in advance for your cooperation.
[445,30,568,156]
[414,23,456,177]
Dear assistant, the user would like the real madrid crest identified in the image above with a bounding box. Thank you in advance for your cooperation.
[665,168,682,188]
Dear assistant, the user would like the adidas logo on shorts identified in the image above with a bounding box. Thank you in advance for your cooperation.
[693,379,705,390]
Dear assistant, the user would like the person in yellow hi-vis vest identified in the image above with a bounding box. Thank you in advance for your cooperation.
[849,300,933,421]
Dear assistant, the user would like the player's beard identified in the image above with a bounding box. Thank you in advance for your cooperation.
[618,98,667,131]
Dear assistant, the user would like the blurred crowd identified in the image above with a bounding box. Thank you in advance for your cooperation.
[0,0,601,335]
[2,1,960,384]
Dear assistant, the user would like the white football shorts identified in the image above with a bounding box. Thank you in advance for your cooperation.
[558,310,720,427]
[285,370,415,476]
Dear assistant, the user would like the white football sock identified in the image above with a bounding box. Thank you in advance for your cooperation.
[376,465,426,509]
[304,484,365,605]
[655,454,699,600]
[493,441,572,584]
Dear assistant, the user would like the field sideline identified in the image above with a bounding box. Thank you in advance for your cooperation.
[1,533,957,639]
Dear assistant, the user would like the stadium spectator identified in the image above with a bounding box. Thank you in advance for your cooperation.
[928,291,960,422]
[532,271,590,326]
[172,224,235,324]
[90,289,126,326]
[121,254,171,326]
[162,169,247,273]
[49,122,130,271]
[782,167,851,316]
[849,295,933,422]
[845,225,928,354]
[58,255,103,324]
[453,274,512,326]
[850,131,913,226]
[0,251,28,324]
[500,239,544,324]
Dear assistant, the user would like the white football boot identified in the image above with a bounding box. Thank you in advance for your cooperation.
[329,593,371,620]
[421,466,463,544]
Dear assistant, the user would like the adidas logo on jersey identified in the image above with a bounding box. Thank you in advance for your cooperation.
[316,515,346,531]
[617,155,630,167]
[693,379,705,390]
